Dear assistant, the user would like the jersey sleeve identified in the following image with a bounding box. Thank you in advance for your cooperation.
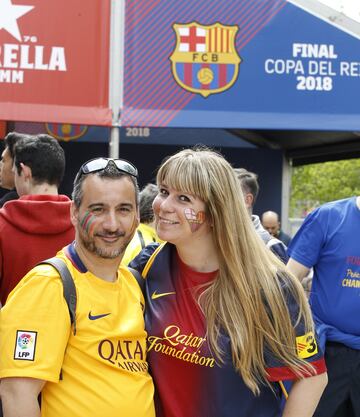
[264,282,326,381]
[0,266,71,383]
[128,242,160,273]
[269,240,289,264]
[287,208,326,269]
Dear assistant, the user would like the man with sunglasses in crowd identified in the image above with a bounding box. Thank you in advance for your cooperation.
[0,158,155,417]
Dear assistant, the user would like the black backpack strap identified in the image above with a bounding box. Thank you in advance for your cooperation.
[137,230,146,249]
[128,266,145,295]
[39,257,77,335]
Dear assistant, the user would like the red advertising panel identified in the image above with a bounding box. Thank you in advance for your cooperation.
[0,0,112,125]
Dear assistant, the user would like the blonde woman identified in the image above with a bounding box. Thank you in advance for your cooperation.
[130,147,327,417]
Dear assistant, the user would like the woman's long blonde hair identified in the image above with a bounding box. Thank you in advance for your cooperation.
[157,147,316,394]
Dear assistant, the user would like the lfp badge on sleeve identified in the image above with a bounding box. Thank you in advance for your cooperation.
[14,330,37,361]
[170,22,241,98]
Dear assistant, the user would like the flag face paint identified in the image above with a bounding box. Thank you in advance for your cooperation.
[184,208,206,233]
[80,211,97,236]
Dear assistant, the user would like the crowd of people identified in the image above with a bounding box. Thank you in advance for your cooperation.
[0,131,358,417]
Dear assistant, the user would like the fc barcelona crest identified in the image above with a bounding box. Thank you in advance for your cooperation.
[45,123,88,142]
[170,22,241,98]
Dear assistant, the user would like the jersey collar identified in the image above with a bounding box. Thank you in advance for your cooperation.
[64,241,88,273]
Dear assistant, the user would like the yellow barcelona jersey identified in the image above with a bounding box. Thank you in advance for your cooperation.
[0,245,155,417]
[122,223,162,266]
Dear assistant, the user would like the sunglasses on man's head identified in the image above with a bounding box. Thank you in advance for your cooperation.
[79,158,138,178]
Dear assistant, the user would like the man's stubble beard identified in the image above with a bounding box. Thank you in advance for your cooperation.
[78,229,133,259]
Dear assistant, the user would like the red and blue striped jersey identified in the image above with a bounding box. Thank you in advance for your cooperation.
[130,243,326,417]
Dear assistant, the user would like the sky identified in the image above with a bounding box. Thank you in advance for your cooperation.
[318,0,360,23]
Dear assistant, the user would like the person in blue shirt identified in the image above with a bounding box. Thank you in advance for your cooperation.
[287,196,360,417]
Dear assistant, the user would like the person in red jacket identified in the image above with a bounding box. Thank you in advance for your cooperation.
[0,133,75,305]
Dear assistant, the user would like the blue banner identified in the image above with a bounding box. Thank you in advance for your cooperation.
[122,0,360,130]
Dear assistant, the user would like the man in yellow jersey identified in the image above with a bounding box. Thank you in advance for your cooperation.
[0,158,155,417]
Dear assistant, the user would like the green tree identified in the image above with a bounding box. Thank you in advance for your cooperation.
[290,158,360,217]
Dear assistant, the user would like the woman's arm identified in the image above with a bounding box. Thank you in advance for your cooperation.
[282,372,328,417]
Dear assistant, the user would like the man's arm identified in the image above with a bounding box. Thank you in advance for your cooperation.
[287,258,310,281]
[0,377,45,417]
[282,372,328,417]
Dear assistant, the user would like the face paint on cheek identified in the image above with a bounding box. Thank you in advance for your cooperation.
[184,208,206,233]
[79,211,97,236]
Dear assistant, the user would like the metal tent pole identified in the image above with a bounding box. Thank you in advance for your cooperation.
[108,0,125,158]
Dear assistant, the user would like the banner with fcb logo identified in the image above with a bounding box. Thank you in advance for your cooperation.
[170,23,241,97]
[0,0,112,126]
[122,0,360,130]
